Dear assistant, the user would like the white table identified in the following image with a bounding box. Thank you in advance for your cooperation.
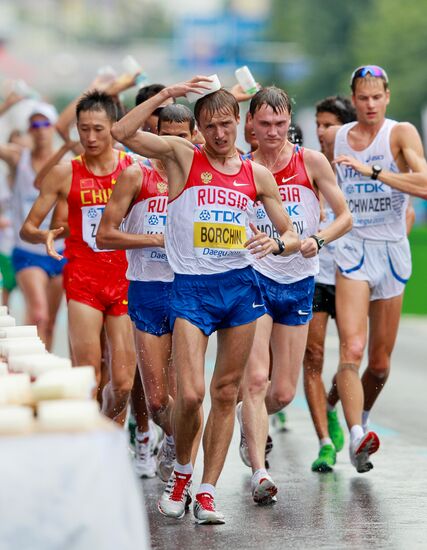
[0,426,151,550]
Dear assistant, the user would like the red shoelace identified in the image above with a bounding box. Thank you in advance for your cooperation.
[196,493,215,511]
[170,473,191,502]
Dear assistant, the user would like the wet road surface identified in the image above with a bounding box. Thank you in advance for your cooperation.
[9,296,427,549]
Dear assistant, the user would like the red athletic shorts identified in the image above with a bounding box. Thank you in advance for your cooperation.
[63,258,129,316]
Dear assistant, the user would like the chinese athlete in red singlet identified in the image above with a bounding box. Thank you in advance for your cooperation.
[20,90,136,423]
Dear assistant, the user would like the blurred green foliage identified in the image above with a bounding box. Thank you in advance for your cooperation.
[267,0,427,127]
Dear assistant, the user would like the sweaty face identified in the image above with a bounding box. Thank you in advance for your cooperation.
[251,105,291,150]
[316,111,341,153]
[28,114,54,148]
[352,79,389,126]
[77,109,114,156]
[158,120,194,141]
[197,108,239,155]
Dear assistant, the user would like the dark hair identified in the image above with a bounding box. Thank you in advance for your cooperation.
[135,84,176,107]
[288,124,303,146]
[158,104,195,133]
[249,86,292,116]
[316,95,356,124]
[76,90,118,122]
[194,89,239,124]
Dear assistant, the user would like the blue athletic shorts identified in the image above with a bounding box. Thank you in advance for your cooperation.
[128,280,173,336]
[170,265,266,336]
[12,247,66,278]
[257,272,315,326]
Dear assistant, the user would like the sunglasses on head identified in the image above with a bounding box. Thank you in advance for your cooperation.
[350,65,389,87]
[30,120,52,129]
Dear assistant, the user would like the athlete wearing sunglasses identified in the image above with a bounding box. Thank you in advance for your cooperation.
[322,65,427,473]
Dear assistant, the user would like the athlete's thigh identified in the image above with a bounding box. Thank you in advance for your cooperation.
[104,313,136,383]
[16,267,48,310]
[213,320,258,389]
[172,317,208,398]
[368,294,403,358]
[305,312,330,355]
[270,323,309,392]
[135,329,171,397]
[244,314,273,382]
[335,271,370,350]
[68,299,104,356]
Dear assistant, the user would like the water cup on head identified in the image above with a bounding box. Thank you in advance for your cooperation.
[235,66,258,95]
[185,74,221,104]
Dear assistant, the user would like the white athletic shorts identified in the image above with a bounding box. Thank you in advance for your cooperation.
[334,235,411,300]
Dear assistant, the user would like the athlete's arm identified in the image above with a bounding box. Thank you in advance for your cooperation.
[0,91,24,117]
[110,77,211,156]
[0,143,22,172]
[334,123,427,199]
[34,141,78,190]
[20,163,71,260]
[97,164,163,250]
[245,162,300,258]
[301,150,352,258]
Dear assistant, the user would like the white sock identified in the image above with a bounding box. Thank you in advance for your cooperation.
[165,434,174,445]
[362,410,370,427]
[174,462,193,475]
[252,468,268,484]
[198,483,215,498]
[350,425,364,443]
[320,437,333,448]
[136,429,150,442]
[327,403,335,412]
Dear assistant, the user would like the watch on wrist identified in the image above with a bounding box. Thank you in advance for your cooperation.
[310,234,325,252]
[272,237,285,256]
[371,164,382,180]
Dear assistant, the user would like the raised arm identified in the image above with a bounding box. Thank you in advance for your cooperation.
[20,163,71,260]
[246,162,300,258]
[301,150,352,257]
[96,164,164,250]
[34,141,79,189]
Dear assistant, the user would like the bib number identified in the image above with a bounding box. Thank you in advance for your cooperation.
[82,206,111,252]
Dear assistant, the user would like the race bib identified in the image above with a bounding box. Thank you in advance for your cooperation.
[142,211,167,263]
[193,206,247,259]
[81,205,111,252]
[254,200,307,237]
[343,180,396,227]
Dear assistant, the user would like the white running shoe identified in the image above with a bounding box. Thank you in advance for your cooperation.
[156,436,176,482]
[350,431,380,473]
[158,471,192,519]
[236,401,251,467]
[251,472,278,505]
[193,493,225,525]
[134,435,156,478]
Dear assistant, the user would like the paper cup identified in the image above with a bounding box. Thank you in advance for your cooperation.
[186,74,221,104]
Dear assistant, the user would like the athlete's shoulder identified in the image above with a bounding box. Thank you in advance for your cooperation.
[118,161,144,182]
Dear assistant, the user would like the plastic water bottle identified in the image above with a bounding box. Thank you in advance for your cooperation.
[13,80,40,100]
[235,66,258,95]
[121,55,148,88]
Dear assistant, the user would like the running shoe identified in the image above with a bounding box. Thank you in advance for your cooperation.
[311,444,336,473]
[158,471,192,519]
[272,410,287,431]
[134,435,156,478]
[236,401,251,467]
[350,431,380,473]
[156,436,176,482]
[251,473,278,505]
[193,493,225,524]
[327,409,345,452]
[149,419,163,455]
